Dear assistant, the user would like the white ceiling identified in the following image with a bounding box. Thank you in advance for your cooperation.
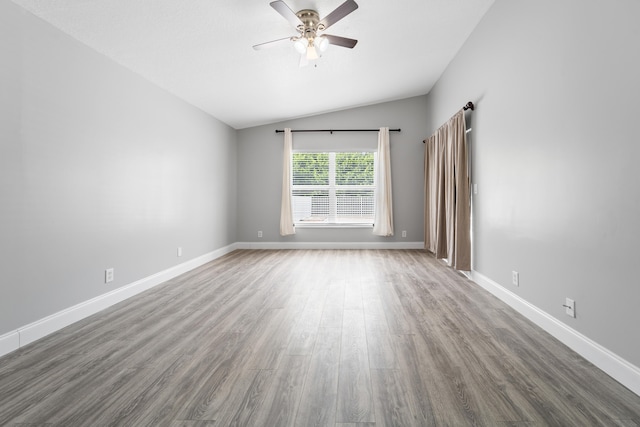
[12,0,494,129]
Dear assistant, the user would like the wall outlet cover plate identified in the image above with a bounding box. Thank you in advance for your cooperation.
[105,268,114,283]
[565,298,575,318]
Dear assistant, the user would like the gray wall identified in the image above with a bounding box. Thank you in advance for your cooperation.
[0,2,237,335]
[426,0,640,366]
[236,96,429,244]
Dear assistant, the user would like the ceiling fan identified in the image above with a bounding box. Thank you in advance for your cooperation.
[253,0,359,65]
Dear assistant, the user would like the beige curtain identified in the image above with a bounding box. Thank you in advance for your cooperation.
[373,127,393,236]
[424,110,471,270]
[280,128,295,236]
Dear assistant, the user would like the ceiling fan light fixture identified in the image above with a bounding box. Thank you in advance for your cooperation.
[307,45,319,60]
[293,38,307,54]
[314,36,329,52]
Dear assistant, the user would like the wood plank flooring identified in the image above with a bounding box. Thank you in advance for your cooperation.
[1,249,639,426]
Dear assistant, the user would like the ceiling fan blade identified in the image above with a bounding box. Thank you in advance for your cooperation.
[319,0,358,30]
[253,37,292,50]
[324,34,358,49]
[270,1,303,27]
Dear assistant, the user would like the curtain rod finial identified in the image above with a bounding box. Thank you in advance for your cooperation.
[464,102,475,111]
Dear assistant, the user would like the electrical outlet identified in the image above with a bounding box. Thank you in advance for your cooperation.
[105,268,114,284]
[402,230,407,238]
[473,183,478,194]
[257,231,263,238]
[564,298,575,318]
[177,247,182,257]
[512,271,519,286]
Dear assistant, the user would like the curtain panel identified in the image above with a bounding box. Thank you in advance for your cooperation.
[373,127,394,236]
[280,128,295,236]
[424,110,471,270]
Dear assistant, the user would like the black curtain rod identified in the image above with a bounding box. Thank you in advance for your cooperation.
[422,101,475,143]
[275,128,401,134]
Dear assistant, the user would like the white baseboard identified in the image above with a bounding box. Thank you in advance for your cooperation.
[470,270,640,397]
[0,243,238,358]
[0,331,20,357]
[235,241,425,250]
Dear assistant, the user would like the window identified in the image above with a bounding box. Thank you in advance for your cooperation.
[292,152,376,226]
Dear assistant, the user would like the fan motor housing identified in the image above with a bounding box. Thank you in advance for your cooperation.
[296,9,322,36]
[296,9,319,26]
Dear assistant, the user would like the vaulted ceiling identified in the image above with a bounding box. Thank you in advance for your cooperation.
[12,0,494,129]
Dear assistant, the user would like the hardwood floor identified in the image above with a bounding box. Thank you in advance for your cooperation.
[1,249,639,426]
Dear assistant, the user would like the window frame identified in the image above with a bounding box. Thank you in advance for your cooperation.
[291,150,377,228]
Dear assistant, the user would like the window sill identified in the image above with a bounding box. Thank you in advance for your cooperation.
[294,223,374,229]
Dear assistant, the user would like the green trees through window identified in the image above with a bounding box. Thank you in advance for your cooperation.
[292,153,328,185]
[336,153,374,185]
[292,152,374,185]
